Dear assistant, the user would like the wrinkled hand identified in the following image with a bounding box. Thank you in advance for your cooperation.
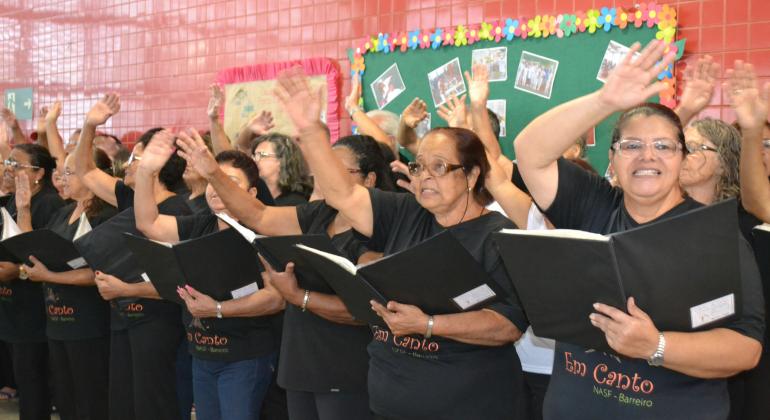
[45,101,62,124]
[437,94,469,129]
[401,98,428,128]
[207,84,224,120]
[598,40,676,111]
[246,110,275,135]
[21,256,51,282]
[345,76,363,115]
[94,271,129,301]
[138,129,176,173]
[724,61,770,132]
[466,64,490,106]
[390,160,415,194]
[678,55,719,114]
[0,262,19,282]
[258,254,302,304]
[590,297,660,360]
[178,285,218,318]
[274,66,324,132]
[176,128,219,178]
[0,109,16,126]
[14,172,31,209]
[371,300,430,337]
[85,93,120,127]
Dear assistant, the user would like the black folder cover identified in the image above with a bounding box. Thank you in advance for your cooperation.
[294,231,503,325]
[254,235,342,292]
[74,209,146,284]
[122,228,262,303]
[494,199,742,352]
[2,229,84,272]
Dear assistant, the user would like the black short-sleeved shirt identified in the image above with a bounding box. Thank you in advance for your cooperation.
[175,213,276,362]
[276,200,372,393]
[111,181,192,330]
[0,185,66,343]
[273,191,307,207]
[362,189,528,419]
[185,193,210,215]
[541,158,765,420]
[45,203,117,341]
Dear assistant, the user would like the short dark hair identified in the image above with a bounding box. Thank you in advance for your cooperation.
[429,127,493,205]
[487,109,501,140]
[215,150,261,189]
[139,127,186,191]
[611,103,686,156]
[14,144,56,187]
[333,135,397,191]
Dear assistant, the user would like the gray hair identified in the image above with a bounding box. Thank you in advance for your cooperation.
[366,110,399,138]
[691,118,742,201]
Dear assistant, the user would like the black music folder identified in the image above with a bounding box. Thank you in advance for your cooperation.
[254,234,344,291]
[293,231,503,326]
[493,199,742,352]
[122,228,261,304]
[74,209,146,284]
[2,229,87,272]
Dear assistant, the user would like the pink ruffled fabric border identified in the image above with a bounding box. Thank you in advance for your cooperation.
[215,57,341,141]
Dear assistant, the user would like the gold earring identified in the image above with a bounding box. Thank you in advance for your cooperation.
[34,179,39,185]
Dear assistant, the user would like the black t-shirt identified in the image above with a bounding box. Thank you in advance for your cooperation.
[45,203,117,341]
[276,200,372,393]
[274,191,307,207]
[111,181,192,330]
[0,185,65,343]
[185,193,210,215]
[363,189,528,419]
[175,213,276,362]
[541,159,765,420]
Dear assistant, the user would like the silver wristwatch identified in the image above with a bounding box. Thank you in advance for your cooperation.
[647,333,666,366]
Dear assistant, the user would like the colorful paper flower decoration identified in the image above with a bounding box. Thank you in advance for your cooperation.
[585,9,600,33]
[657,63,673,80]
[641,2,661,28]
[629,6,644,28]
[599,7,616,32]
[504,18,519,41]
[517,20,529,39]
[467,26,480,44]
[443,27,456,46]
[575,11,587,32]
[541,15,557,38]
[408,30,421,50]
[615,7,630,29]
[479,22,493,41]
[528,16,542,38]
[394,32,408,52]
[493,21,505,42]
[419,32,431,49]
[561,14,577,37]
[454,25,468,46]
[430,28,443,49]
[351,54,365,75]
[377,33,389,54]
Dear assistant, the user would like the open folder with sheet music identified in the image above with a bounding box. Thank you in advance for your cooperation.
[122,228,261,304]
[493,199,742,353]
[267,230,504,326]
[0,212,92,271]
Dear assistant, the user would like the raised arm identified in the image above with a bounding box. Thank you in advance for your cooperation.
[207,84,234,154]
[237,111,275,152]
[134,131,181,243]
[515,40,675,210]
[35,107,48,149]
[346,77,396,153]
[727,61,770,222]
[0,121,10,161]
[397,98,428,156]
[436,94,470,130]
[1,108,26,145]
[44,102,66,169]
[674,55,720,126]
[176,129,301,236]
[74,94,121,207]
[276,67,374,237]
[14,172,32,232]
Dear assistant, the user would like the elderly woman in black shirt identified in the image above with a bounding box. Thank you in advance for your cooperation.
[269,67,528,419]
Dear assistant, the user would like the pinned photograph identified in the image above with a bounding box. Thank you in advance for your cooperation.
[371,63,406,109]
[472,47,508,82]
[414,113,431,139]
[427,58,467,107]
[514,51,559,99]
[486,99,507,137]
[597,40,640,83]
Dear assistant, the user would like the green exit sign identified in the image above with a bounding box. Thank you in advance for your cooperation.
[4,88,33,120]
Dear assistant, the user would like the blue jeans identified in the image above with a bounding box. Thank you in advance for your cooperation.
[192,353,277,420]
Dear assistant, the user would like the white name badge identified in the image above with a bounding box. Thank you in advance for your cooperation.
[690,293,735,329]
[66,257,87,269]
[453,284,496,310]
[140,272,151,283]
[231,282,259,299]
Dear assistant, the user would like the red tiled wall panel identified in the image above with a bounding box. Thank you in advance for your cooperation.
[0,0,766,143]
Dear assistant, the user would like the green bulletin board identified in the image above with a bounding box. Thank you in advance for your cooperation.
[361,27,659,174]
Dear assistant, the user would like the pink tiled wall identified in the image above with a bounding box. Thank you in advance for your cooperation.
[0,0,767,144]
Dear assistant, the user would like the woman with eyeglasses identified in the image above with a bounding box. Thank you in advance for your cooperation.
[15,149,116,420]
[0,143,65,420]
[496,40,764,420]
[178,130,397,420]
[267,67,528,419]
[250,133,313,206]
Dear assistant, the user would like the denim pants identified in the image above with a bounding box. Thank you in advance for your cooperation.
[192,352,277,420]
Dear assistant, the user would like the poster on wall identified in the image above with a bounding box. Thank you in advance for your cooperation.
[514,51,559,100]
[472,47,508,82]
[427,58,467,107]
